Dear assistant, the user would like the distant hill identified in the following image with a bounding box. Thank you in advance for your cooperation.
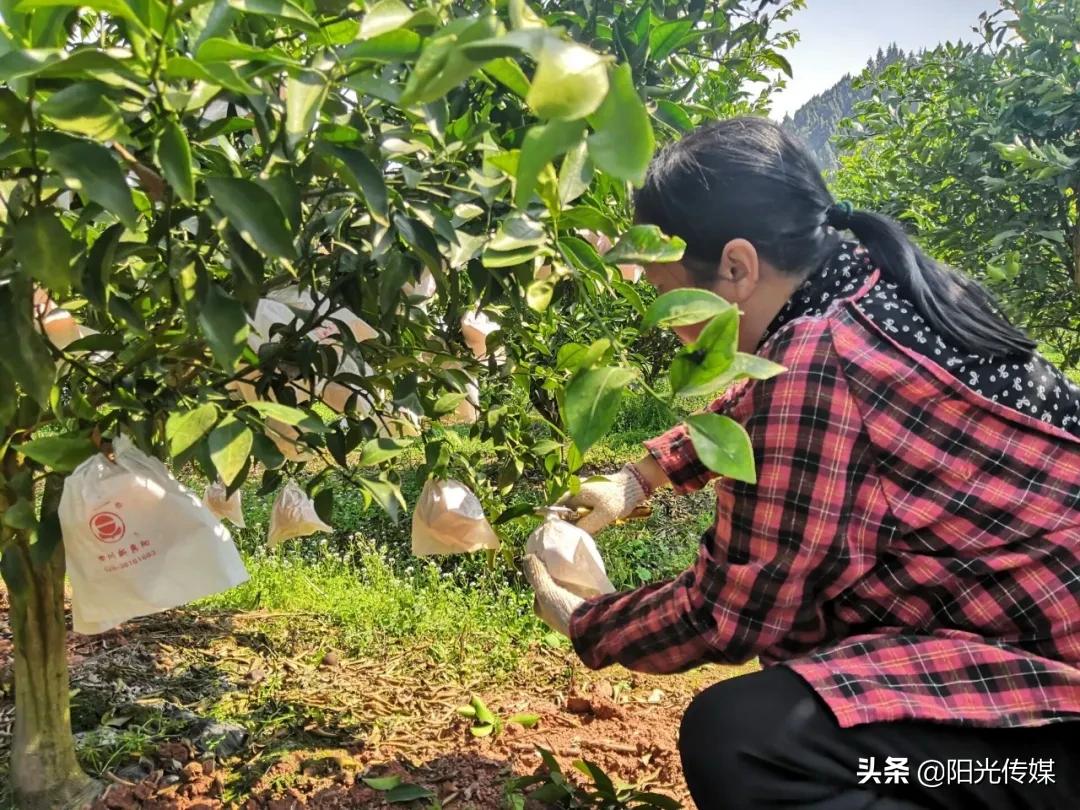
[781,44,907,170]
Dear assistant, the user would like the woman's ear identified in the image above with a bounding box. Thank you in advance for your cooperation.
[716,239,761,303]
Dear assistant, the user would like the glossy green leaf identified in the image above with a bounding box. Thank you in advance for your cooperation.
[166,403,221,456]
[362,776,402,791]
[385,784,435,803]
[39,82,128,141]
[686,413,756,483]
[563,366,635,454]
[669,308,740,396]
[208,417,254,487]
[606,225,684,267]
[0,281,54,406]
[527,39,609,121]
[13,0,147,33]
[318,143,388,224]
[338,29,422,63]
[642,287,731,330]
[244,401,325,432]
[515,119,586,207]
[357,437,411,466]
[359,0,437,38]
[482,57,529,97]
[587,63,654,184]
[15,435,96,472]
[225,0,317,31]
[526,278,555,312]
[399,15,498,107]
[286,68,328,148]
[198,283,249,369]
[14,207,74,290]
[158,118,195,202]
[206,176,296,259]
[46,140,139,229]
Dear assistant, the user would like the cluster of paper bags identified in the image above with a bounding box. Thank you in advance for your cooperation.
[62,437,333,634]
[410,480,614,599]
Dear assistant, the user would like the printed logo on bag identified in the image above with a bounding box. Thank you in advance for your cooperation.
[89,511,126,543]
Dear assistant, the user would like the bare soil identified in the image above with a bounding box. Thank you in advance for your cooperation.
[0,586,756,809]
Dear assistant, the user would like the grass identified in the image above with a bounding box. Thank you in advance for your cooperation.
[194,386,712,681]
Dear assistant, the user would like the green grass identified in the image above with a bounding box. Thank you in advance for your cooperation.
[192,386,711,678]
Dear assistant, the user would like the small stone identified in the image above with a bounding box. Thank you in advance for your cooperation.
[647,689,665,704]
[200,756,216,775]
[194,720,248,757]
[594,680,614,700]
[115,763,150,783]
[565,697,592,714]
[182,761,204,781]
[320,651,340,668]
[504,722,525,736]
[162,774,181,786]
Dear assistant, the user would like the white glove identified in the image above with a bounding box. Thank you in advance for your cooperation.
[523,554,584,637]
[559,464,648,535]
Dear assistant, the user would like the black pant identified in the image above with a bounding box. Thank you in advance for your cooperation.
[678,666,1079,810]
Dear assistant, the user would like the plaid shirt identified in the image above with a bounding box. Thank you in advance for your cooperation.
[569,268,1080,729]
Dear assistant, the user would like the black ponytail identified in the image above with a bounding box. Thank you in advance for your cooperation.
[635,116,1035,359]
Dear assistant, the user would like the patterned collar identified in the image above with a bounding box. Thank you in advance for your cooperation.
[760,241,873,347]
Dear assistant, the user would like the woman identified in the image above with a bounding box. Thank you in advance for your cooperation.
[523,117,1080,810]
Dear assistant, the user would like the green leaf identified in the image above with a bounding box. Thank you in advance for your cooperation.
[16,435,96,472]
[46,140,139,229]
[669,308,740,396]
[527,39,609,121]
[286,68,328,148]
[338,29,422,63]
[166,403,220,457]
[509,0,543,29]
[39,82,128,141]
[526,277,555,312]
[0,281,54,406]
[198,283,249,369]
[225,0,318,31]
[206,176,296,260]
[506,712,540,728]
[14,207,74,290]
[195,37,301,65]
[362,776,402,791]
[557,338,610,371]
[13,0,147,33]
[432,391,468,415]
[158,118,195,203]
[471,695,496,725]
[318,143,388,224]
[762,50,793,78]
[482,57,529,97]
[385,784,435,803]
[643,287,732,330]
[208,417,254,487]
[557,140,592,205]
[359,0,437,38]
[685,413,756,483]
[2,499,38,531]
[244,401,325,433]
[587,63,654,184]
[563,366,635,454]
[358,437,411,465]
[399,15,498,107]
[515,119,586,207]
[606,225,684,266]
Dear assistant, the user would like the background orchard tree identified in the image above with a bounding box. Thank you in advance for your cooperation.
[833,0,1080,361]
[0,0,798,805]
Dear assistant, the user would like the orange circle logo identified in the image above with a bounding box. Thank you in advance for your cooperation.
[89,512,125,543]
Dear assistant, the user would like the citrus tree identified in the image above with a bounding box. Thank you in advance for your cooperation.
[0,0,798,805]
[833,0,1080,361]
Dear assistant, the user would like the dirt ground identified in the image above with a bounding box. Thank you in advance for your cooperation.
[0,586,756,809]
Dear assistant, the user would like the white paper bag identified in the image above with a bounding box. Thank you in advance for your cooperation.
[411,479,500,556]
[525,513,614,598]
[203,481,246,528]
[460,310,502,361]
[60,436,248,635]
[267,480,333,548]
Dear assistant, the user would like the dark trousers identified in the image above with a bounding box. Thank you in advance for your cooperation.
[678,666,1080,810]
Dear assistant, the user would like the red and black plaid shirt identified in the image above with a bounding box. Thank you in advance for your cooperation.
[569,261,1080,729]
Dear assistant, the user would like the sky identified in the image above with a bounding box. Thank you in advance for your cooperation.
[768,0,1001,119]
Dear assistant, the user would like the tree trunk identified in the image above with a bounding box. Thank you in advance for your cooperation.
[4,476,100,809]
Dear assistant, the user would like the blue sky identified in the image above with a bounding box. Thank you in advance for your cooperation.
[769,0,1001,119]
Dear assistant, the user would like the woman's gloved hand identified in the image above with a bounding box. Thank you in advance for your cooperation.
[559,463,651,535]
[523,554,584,637]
